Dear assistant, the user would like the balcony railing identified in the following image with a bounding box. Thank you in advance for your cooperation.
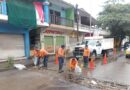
[74,23,110,35]
[74,23,95,31]
[50,14,73,27]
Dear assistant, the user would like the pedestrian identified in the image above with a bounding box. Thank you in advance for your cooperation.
[32,47,39,68]
[58,45,65,73]
[83,45,90,68]
[69,57,78,72]
[39,48,48,69]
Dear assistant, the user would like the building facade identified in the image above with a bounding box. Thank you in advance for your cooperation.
[39,0,110,55]
[74,8,110,38]
[0,0,49,61]
[0,0,110,61]
[40,0,74,54]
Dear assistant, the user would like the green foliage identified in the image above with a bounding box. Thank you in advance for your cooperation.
[5,57,14,69]
[105,0,125,4]
[98,3,130,38]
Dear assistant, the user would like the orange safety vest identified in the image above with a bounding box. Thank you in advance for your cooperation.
[69,58,78,70]
[32,50,39,57]
[58,47,65,57]
[83,48,90,57]
[39,48,48,57]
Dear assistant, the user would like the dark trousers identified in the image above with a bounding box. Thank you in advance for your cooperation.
[43,55,48,68]
[58,57,64,71]
[37,57,41,66]
[83,56,89,68]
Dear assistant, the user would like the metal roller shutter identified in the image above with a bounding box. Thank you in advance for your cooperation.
[0,34,25,59]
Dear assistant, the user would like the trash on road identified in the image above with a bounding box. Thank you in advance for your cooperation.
[14,64,26,70]
[75,65,82,75]
[91,80,97,85]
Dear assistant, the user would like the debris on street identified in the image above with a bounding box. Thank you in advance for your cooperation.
[65,73,128,90]
[14,64,26,70]
[91,80,97,85]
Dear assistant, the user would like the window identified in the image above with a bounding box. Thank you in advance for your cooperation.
[50,10,60,17]
[50,10,54,15]
[49,9,61,24]
[88,41,95,46]
[96,41,101,46]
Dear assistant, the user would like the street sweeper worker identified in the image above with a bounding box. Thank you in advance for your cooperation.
[69,57,78,71]
[39,48,49,69]
[58,45,65,73]
[32,47,39,66]
[83,45,90,68]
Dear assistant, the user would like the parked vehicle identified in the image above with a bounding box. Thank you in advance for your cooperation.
[73,36,114,58]
[124,42,130,50]
[125,44,130,58]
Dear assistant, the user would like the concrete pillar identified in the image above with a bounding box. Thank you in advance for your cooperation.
[1,0,7,15]
[43,0,49,23]
[24,30,30,64]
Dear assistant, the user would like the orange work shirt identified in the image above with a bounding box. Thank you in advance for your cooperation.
[69,58,78,70]
[83,48,90,57]
[40,48,48,57]
[58,47,65,57]
[32,50,39,57]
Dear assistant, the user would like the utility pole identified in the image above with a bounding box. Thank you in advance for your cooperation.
[89,0,92,37]
[89,14,92,36]
[75,4,79,42]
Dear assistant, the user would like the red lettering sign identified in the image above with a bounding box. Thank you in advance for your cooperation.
[44,30,63,34]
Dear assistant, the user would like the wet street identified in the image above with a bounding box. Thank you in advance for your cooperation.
[0,70,96,90]
[1,55,130,90]
[91,56,130,85]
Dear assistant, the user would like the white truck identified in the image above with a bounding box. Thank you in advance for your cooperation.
[73,36,114,58]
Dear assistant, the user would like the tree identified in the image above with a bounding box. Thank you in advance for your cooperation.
[97,3,130,47]
[105,0,124,4]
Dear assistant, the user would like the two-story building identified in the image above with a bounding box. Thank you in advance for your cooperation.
[39,0,75,54]
[38,0,110,55]
[0,0,110,61]
[0,0,49,61]
[73,8,110,42]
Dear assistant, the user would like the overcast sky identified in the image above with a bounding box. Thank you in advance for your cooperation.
[65,0,130,18]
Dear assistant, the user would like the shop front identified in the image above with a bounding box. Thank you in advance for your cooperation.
[40,29,67,54]
[0,23,30,60]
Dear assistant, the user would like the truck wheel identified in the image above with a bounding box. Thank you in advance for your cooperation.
[102,50,109,57]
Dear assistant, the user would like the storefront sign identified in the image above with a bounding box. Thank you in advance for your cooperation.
[44,30,64,34]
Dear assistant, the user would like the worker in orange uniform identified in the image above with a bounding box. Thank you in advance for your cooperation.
[83,45,90,68]
[69,57,78,72]
[32,47,39,67]
[58,45,65,73]
[40,48,49,69]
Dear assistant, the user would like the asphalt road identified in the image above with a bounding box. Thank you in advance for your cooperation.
[0,69,96,90]
[91,56,130,85]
